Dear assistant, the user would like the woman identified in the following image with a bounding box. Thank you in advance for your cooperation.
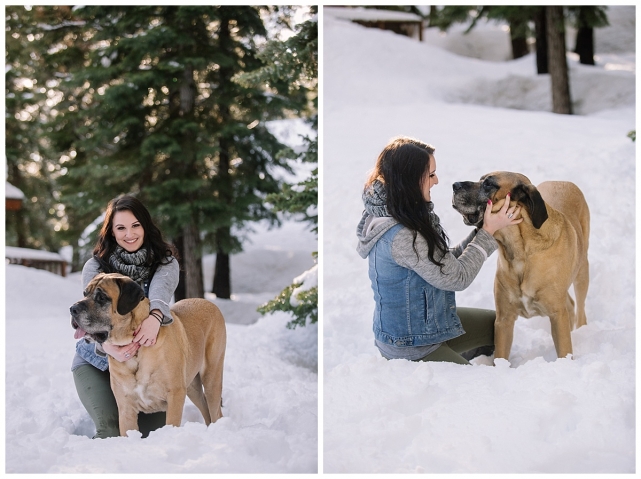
[356,136,522,364]
[71,195,180,438]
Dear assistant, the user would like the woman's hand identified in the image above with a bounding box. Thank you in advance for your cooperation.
[103,341,141,362]
[482,193,523,235]
[133,312,162,347]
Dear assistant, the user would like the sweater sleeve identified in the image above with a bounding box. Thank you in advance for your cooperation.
[391,227,497,292]
[81,257,102,290]
[450,228,479,258]
[148,258,180,325]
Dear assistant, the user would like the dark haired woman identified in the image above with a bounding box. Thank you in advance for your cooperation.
[72,195,180,438]
[356,136,522,364]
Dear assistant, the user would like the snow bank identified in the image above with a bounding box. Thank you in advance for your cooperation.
[323,6,635,474]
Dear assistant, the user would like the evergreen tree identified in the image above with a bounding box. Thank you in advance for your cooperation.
[236,7,318,328]
[5,6,74,251]
[432,6,537,60]
[568,6,609,66]
[23,6,294,297]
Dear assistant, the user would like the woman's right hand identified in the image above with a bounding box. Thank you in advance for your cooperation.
[103,341,140,362]
[482,193,523,235]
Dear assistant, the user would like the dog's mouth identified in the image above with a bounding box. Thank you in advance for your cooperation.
[459,210,483,227]
[452,197,485,227]
[71,319,109,344]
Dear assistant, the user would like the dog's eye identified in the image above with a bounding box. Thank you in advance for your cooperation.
[482,178,498,191]
[94,289,111,305]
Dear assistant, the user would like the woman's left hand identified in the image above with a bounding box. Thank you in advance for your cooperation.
[133,314,161,346]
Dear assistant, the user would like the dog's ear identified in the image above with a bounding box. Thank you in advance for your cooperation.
[115,277,145,315]
[511,183,548,229]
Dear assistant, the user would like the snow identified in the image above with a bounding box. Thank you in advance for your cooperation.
[324,6,423,23]
[5,218,317,472]
[5,246,65,262]
[5,182,25,200]
[322,6,635,474]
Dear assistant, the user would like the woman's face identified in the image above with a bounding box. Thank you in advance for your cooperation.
[112,210,145,252]
[421,155,439,201]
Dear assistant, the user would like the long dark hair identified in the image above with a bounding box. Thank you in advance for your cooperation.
[93,195,178,271]
[366,136,449,267]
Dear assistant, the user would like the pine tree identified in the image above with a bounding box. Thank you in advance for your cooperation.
[26,6,294,297]
[5,6,74,252]
[568,6,609,66]
[236,7,318,328]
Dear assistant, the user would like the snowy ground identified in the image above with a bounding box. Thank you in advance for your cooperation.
[5,217,318,473]
[322,6,635,474]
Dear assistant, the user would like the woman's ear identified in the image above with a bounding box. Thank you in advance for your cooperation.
[511,183,548,229]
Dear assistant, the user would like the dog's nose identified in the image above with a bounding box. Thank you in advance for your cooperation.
[70,303,83,316]
[453,182,462,192]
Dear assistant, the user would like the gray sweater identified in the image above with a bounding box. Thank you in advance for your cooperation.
[81,256,179,322]
[356,214,497,291]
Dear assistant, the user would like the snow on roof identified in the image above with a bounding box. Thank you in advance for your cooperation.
[6,182,25,200]
[6,246,65,262]
[324,7,423,23]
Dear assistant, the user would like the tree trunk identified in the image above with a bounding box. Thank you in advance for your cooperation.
[175,62,203,299]
[183,219,204,298]
[574,7,595,66]
[211,138,232,299]
[509,19,529,59]
[212,249,231,299]
[211,17,234,300]
[546,6,572,115]
[173,235,186,301]
[574,28,595,65]
[534,8,548,74]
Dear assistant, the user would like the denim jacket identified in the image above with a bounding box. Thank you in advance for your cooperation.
[369,223,464,346]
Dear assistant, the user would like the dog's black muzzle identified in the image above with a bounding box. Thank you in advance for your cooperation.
[451,181,486,228]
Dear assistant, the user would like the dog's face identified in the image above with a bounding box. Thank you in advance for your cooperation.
[452,171,548,229]
[70,273,146,344]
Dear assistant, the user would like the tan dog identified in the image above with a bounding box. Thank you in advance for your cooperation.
[452,172,590,360]
[70,273,226,435]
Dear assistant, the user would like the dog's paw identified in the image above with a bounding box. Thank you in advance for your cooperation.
[493,358,511,369]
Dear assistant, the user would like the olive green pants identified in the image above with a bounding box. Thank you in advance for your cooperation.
[418,307,496,365]
[73,364,166,439]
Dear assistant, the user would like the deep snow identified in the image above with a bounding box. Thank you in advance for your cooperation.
[5,216,318,473]
[322,6,635,474]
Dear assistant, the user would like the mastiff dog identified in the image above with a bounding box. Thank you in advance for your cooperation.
[452,171,590,361]
[70,272,226,436]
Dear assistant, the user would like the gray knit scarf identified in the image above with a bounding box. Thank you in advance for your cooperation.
[362,179,444,233]
[109,246,152,285]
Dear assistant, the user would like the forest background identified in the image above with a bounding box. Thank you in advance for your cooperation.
[5,5,318,316]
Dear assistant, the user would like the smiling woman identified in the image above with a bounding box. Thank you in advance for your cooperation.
[71,194,180,438]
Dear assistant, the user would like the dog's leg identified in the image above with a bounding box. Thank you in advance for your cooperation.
[110,373,140,436]
[493,313,517,360]
[201,348,225,423]
[573,260,589,328]
[165,388,187,427]
[117,405,140,436]
[187,374,212,425]
[493,278,519,361]
[549,306,573,358]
